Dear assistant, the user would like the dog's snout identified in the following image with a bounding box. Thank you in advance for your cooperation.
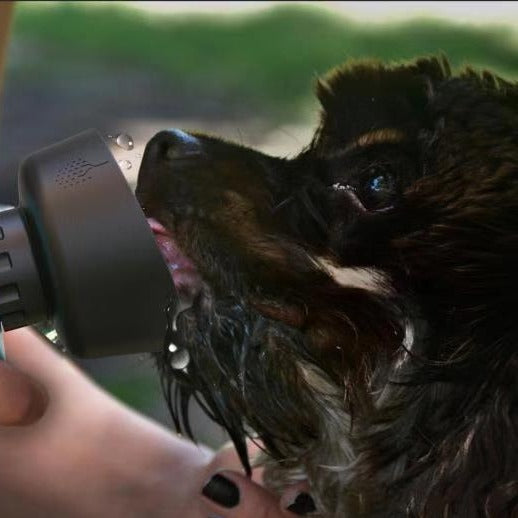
[143,129,202,163]
[164,129,202,160]
[167,129,200,150]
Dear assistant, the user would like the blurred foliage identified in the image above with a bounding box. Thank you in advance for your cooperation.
[11,2,518,121]
[101,374,161,411]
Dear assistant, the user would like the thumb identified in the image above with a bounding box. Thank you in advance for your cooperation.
[201,470,317,517]
[0,359,48,426]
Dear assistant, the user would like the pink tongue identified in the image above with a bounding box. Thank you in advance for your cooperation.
[148,218,202,301]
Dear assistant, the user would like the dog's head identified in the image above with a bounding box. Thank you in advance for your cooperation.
[136,56,517,515]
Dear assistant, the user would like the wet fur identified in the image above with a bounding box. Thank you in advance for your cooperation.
[137,56,518,517]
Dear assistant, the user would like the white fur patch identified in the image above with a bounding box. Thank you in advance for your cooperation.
[315,257,392,295]
[393,320,415,371]
[402,320,415,351]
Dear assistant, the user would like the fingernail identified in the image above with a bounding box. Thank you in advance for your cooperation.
[286,492,316,515]
[202,474,240,508]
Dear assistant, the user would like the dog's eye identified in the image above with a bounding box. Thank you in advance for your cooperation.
[369,174,389,193]
[358,167,396,210]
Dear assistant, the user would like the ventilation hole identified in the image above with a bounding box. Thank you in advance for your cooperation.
[0,283,20,305]
[2,310,26,330]
[0,253,12,272]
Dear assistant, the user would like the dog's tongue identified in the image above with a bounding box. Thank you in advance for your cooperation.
[148,218,202,302]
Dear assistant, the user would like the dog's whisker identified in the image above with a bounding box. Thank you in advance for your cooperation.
[271,195,295,213]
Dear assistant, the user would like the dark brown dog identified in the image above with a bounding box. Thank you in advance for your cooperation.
[136,56,518,517]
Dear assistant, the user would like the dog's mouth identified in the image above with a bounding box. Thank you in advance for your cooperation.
[148,216,309,329]
[148,217,203,306]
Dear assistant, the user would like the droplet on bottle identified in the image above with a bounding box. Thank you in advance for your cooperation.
[115,133,134,151]
[170,348,190,370]
[117,159,132,170]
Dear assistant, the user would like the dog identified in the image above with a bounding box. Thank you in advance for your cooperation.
[136,56,518,517]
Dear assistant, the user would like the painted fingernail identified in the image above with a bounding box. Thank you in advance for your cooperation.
[202,474,240,508]
[286,492,316,515]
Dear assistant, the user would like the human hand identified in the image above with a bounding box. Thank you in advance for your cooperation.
[200,470,315,517]
[0,348,47,426]
[0,327,214,517]
[0,328,315,517]
[204,441,315,517]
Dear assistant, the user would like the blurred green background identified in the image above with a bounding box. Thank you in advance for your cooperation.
[1,1,517,448]
[9,2,518,118]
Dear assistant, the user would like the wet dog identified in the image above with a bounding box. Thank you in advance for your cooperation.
[136,56,518,517]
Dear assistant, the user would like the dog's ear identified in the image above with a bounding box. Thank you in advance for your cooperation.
[314,56,451,149]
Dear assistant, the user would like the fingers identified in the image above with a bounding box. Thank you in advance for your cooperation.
[0,360,48,426]
[210,439,265,484]
[4,327,84,387]
[201,470,316,517]
[279,481,315,515]
[2,327,107,423]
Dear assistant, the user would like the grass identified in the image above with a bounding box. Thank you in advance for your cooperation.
[10,2,518,120]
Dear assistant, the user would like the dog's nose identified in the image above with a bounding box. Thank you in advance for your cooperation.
[145,129,202,162]
[137,129,205,202]
[165,129,202,159]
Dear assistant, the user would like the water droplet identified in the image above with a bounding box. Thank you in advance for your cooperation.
[115,133,134,150]
[170,348,190,370]
[168,342,178,353]
[117,159,132,170]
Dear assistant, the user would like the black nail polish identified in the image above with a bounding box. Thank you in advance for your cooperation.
[202,474,240,508]
[286,492,316,515]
